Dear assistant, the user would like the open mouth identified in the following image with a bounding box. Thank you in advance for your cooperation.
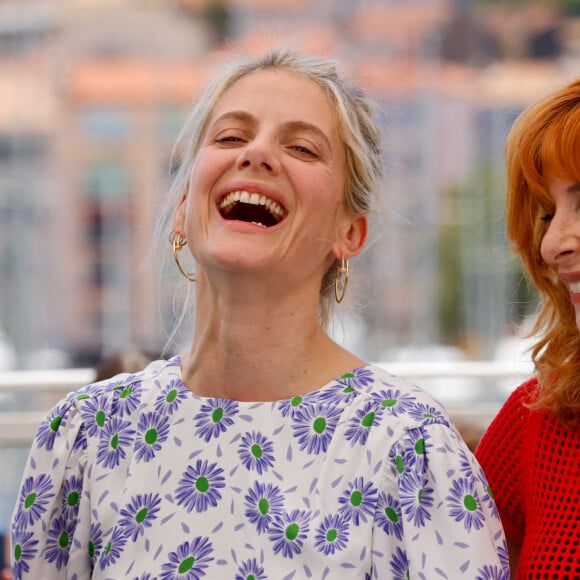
[219,190,286,228]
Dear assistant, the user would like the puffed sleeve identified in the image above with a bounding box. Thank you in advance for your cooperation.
[10,394,92,580]
[372,421,510,578]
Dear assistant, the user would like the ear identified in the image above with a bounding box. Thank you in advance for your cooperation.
[333,214,368,260]
[172,195,187,233]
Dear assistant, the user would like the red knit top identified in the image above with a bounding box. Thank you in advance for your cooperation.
[476,378,580,578]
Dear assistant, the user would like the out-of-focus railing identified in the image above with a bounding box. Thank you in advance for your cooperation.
[0,368,95,445]
[0,360,534,445]
[378,359,534,430]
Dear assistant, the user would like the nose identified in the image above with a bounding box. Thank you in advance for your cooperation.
[236,139,280,174]
[540,211,580,267]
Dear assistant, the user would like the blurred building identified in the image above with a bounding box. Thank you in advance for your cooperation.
[0,0,578,367]
[0,0,211,366]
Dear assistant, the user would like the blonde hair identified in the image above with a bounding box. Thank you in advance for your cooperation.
[157,49,383,343]
[505,77,580,425]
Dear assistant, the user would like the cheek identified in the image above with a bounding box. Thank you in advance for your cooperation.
[538,224,553,264]
[187,158,210,199]
[539,235,548,262]
[187,149,227,196]
[301,169,345,207]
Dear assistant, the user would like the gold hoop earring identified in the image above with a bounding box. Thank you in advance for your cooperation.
[334,258,349,303]
[169,231,196,282]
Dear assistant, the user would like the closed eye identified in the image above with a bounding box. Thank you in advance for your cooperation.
[216,135,244,144]
[289,144,319,159]
[540,213,553,222]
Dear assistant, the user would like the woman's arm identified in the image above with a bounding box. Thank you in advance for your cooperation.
[10,398,90,579]
[371,422,510,577]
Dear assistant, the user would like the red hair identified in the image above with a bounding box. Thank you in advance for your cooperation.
[505,77,580,426]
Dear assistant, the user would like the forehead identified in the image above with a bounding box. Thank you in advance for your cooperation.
[549,177,580,198]
[210,69,338,132]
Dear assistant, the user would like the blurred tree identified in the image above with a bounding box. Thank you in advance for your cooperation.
[476,0,580,9]
[202,0,230,45]
[438,217,464,345]
[476,0,580,10]
[439,5,499,65]
[509,260,540,322]
[436,165,536,355]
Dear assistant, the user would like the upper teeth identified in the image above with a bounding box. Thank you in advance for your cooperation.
[219,190,285,219]
[570,281,580,293]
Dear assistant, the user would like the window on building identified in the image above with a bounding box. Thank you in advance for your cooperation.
[81,107,132,142]
[86,161,130,201]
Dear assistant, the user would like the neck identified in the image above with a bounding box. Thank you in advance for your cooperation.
[179,275,365,401]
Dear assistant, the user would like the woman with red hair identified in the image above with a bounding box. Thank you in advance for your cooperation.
[476,77,580,578]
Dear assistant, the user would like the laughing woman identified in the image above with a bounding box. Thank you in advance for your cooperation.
[10,50,508,579]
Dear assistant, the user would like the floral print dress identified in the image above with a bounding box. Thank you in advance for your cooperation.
[10,357,509,579]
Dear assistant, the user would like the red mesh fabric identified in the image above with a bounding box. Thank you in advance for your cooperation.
[476,378,580,578]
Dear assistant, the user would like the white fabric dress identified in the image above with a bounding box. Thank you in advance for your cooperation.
[10,357,509,579]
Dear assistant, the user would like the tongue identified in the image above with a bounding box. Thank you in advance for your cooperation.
[226,202,278,227]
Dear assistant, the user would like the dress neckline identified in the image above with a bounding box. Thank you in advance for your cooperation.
[168,355,375,404]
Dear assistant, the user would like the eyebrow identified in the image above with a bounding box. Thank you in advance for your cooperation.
[211,110,255,126]
[211,111,332,150]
